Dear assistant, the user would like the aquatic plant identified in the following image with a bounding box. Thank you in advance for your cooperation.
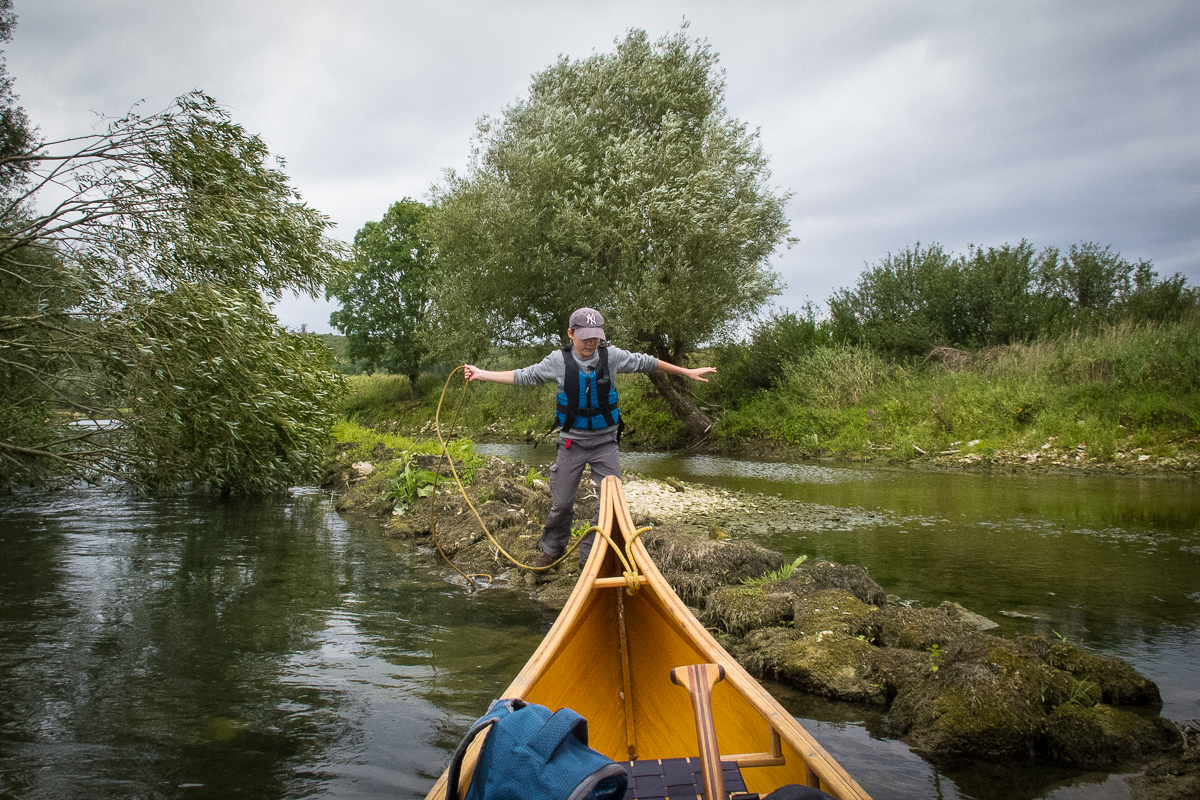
[384,459,440,514]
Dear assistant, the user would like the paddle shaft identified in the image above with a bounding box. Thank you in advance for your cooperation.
[671,663,728,800]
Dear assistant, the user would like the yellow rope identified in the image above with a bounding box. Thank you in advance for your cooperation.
[427,367,581,582]
[590,523,652,594]
[427,367,484,588]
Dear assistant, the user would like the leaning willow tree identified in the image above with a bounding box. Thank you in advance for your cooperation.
[0,92,347,492]
[426,27,793,438]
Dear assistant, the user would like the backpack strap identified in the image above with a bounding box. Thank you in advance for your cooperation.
[445,717,497,800]
[557,344,581,435]
[593,346,619,430]
[446,698,529,800]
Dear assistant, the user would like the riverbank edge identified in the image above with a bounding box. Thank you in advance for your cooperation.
[396,421,1200,479]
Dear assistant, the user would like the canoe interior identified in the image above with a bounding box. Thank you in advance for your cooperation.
[426,477,871,800]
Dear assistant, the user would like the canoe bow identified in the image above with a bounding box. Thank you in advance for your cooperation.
[426,475,872,800]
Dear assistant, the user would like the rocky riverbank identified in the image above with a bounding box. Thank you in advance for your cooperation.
[323,444,1196,797]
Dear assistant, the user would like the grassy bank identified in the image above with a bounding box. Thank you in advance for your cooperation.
[335,318,1200,472]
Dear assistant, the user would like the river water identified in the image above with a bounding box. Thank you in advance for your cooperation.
[1,452,1196,800]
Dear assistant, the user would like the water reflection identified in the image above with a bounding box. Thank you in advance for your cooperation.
[0,488,546,799]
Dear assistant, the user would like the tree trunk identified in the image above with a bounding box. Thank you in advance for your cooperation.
[646,370,713,443]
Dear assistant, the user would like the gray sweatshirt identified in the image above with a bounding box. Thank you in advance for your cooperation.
[513,345,658,440]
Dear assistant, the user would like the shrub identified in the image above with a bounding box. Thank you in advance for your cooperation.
[713,306,827,404]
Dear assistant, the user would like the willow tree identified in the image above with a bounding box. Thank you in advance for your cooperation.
[0,91,346,492]
[426,27,792,438]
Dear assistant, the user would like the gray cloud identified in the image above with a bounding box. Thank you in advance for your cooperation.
[9,0,1198,332]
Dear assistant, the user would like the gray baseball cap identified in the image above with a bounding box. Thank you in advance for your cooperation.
[568,307,606,340]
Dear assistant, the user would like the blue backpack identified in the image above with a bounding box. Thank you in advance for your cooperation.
[446,698,628,800]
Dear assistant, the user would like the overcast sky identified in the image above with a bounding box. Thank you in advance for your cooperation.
[8,0,1199,334]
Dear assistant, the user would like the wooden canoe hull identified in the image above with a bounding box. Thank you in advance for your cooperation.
[426,476,872,800]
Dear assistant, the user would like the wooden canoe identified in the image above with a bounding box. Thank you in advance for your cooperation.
[425,475,873,800]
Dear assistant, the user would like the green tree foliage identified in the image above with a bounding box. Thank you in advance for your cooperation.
[1,84,346,491]
[326,199,434,388]
[427,26,792,437]
[829,243,959,359]
[958,241,1046,345]
[829,240,1196,359]
[0,1,32,193]
[124,284,345,493]
[1037,242,1198,331]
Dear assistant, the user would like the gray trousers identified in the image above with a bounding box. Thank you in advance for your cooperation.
[542,431,620,563]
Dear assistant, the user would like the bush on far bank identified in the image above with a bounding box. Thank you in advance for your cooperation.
[711,314,1200,463]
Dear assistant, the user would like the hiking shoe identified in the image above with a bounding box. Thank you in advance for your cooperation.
[533,552,557,569]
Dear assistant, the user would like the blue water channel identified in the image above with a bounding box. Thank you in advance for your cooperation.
[1,450,1196,799]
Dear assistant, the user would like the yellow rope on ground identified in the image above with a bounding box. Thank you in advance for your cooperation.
[426,367,485,589]
[427,367,580,584]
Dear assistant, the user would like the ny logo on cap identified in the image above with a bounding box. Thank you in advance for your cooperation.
[585,313,597,325]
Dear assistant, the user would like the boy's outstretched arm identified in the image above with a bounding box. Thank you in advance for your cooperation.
[654,361,717,382]
[463,365,516,384]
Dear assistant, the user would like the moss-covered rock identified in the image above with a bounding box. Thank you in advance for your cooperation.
[938,600,999,631]
[888,659,1047,756]
[640,526,785,607]
[862,645,928,700]
[702,585,795,636]
[1044,703,1180,765]
[850,605,985,651]
[1014,636,1162,707]
[791,588,878,635]
[702,568,884,638]
[732,626,887,705]
[786,560,887,607]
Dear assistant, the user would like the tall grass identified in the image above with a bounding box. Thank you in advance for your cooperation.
[714,317,1200,460]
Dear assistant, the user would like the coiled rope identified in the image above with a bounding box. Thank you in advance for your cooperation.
[589,521,650,594]
[427,367,584,589]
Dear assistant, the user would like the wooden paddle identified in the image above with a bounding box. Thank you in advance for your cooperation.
[671,663,729,800]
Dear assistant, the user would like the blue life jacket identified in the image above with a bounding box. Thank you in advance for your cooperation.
[555,345,620,435]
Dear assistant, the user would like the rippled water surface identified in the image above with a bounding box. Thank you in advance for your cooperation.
[2,452,1197,800]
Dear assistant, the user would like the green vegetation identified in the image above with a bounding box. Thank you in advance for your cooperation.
[384,460,440,515]
[426,26,791,438]
[708,314,1200,465]
[334,306,1198,470]
[828,241,1195,359]
[326,199,436,389]
[332,420,477,464]
[928,643,945,673]
[0,10,346,494]
[743,555,808,588]
[317,334,370,375]
[330,420,485,512]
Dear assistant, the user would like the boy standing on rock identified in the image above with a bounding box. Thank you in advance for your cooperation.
[464,307,715,568]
